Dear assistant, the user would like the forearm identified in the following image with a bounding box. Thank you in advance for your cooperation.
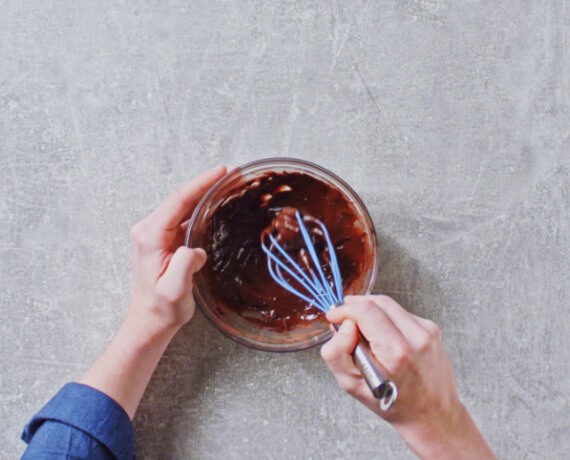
[79,308,179,420]
[394,403,496,460]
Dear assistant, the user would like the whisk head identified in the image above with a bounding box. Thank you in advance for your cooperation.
[262,209,399,411]
[261,208,343,313]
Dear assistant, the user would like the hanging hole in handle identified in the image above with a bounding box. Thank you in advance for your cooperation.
[378,381,398,411]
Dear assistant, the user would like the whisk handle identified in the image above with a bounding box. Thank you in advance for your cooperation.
[332,323,398,411]
[353,340,398,411]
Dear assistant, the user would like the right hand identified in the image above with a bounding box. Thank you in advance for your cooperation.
[321,295,495,459]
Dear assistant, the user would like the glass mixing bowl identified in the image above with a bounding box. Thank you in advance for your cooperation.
[185,158,377,351]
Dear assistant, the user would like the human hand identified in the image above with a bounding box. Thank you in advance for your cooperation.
[321,295,495,459]
[79,166,228,419]
[127,165,228,334]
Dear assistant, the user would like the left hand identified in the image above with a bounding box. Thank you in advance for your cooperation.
[127,165,228,333]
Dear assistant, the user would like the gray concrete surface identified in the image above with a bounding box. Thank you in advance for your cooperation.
[1,1,569,458]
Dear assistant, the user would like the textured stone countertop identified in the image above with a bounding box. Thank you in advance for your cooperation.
[1,1,569,458]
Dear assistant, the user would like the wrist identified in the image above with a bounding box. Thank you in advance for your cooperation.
[393,402,485,460]
[128,288,195,332]
[126,291,188,334]
[121,308,181,350]
[78,308,179,420]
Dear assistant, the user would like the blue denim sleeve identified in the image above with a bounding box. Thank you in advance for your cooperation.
[21,382,135,460]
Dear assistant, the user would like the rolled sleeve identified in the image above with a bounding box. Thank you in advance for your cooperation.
[22,383,135,460]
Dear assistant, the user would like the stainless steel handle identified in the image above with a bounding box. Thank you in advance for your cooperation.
[353,339,398,411]
[331,312,398,411]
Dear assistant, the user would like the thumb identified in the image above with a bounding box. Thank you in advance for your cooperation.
[161,247,207,294]
[321,319,359,372]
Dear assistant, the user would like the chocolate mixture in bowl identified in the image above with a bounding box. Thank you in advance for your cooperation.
[199,171,370,332]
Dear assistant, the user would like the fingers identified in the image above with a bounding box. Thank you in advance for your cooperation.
[156,247,207,304]
[149,165,227,231]
[321,320,359,374]
[326,300,411,376]
[344,295,432,349]
[166,246,207,284]
[321,320,370,399]
[321,319,388,412]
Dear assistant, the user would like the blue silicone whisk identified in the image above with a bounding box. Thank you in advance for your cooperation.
[261,209,398,411]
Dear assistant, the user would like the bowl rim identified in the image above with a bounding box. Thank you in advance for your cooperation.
[185,157,378,352]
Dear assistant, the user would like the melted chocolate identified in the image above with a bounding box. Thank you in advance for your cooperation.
[200,172,369,332]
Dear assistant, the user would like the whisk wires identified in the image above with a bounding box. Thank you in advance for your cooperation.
[261,210,344,313]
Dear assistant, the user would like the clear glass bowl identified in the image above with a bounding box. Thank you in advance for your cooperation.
[185,158,377,351]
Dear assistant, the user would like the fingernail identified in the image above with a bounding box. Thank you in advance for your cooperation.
[192,248,207,266]
[339,320,354,334]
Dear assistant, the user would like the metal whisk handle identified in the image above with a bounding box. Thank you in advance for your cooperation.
[332,319,398,411]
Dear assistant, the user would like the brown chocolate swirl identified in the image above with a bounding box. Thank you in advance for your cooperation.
[200,171,368,332]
